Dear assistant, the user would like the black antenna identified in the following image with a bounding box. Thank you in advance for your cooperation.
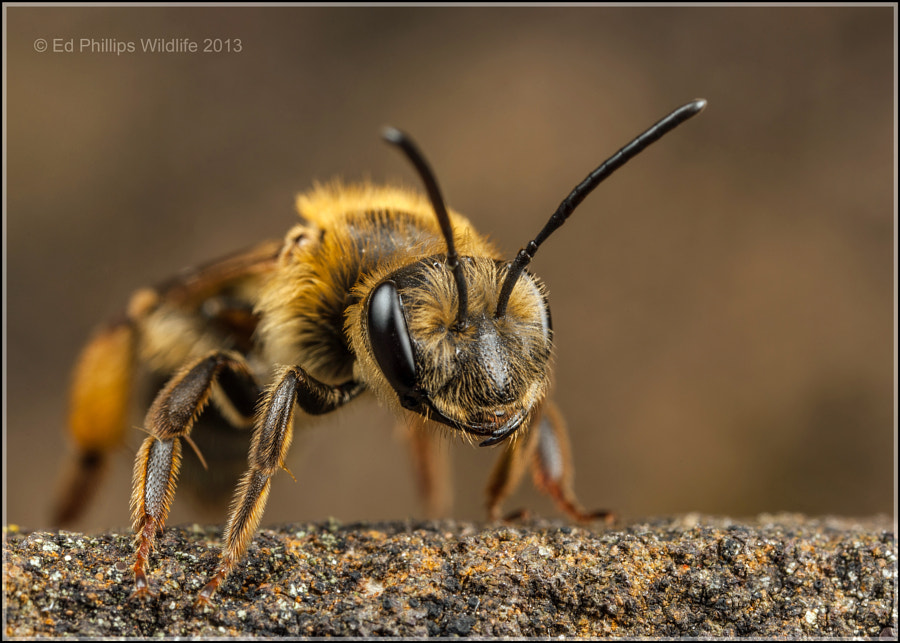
[495,98,707,318]
[382,127,469,328]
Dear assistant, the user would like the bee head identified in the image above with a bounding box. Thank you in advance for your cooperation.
[362,255,552,446]
[372,102,705,444]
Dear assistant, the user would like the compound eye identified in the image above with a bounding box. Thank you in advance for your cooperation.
[367,280,418,398]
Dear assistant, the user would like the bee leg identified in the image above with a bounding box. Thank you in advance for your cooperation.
[195,367,364,607]
[528,401,612,523]
[130,351,258,599]
[407,422,452,519]
[53,317,138,526]
[485,417,538,521]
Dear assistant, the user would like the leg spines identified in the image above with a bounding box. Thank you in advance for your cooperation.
[130,437,154,534]
[222,469,273,566]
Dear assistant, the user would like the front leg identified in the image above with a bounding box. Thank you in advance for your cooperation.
[196,366,364,605]
[527,400,611,522]
[485,399,611,522]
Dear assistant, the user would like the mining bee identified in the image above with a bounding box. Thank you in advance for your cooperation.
[55,99,706,604]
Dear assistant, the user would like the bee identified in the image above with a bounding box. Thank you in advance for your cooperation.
[55,99,706,604]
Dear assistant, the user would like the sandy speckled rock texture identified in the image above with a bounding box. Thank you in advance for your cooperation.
[3,514,896,638]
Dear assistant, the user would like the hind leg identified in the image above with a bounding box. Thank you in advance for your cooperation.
[53,290,151,527]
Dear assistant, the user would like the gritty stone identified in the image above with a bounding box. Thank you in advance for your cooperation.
[2,514,896,638]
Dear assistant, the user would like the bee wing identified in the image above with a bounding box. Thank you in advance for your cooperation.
[154,238,284,307]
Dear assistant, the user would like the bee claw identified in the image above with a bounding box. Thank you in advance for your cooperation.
[193,592,215,611]
[194,571,226,609]
[502,508,531,522]
[572,509,614,524]
[129,574,155,601]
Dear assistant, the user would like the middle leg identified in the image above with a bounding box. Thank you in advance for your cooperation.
[406,421,452,519]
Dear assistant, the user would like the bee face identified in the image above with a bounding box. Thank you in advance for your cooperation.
[359,256,552,446]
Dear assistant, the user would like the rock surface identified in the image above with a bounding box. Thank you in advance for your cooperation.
[3,514,896,638]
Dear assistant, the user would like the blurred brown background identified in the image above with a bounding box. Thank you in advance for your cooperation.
[6,7,895,532]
